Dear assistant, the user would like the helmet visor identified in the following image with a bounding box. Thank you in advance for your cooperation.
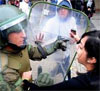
[7,19,28,47]
[0,13,30,47]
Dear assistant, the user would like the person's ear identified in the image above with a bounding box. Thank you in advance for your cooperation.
[87,57,96,64]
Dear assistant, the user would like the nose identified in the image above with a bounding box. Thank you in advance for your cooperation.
[20,30,26,37]
[76,44,79,51]
[61,9,65,13]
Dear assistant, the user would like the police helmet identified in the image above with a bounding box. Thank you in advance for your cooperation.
[0,5,27,50]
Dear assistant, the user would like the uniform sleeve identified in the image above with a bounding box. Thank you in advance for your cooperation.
[27,45,48,60]
[3,67,21,84]
[1,67,23,90]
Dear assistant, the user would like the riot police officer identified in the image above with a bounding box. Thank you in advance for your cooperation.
[0,5,67,90]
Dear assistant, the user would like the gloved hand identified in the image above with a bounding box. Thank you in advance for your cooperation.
[54,36,69,51]
[35,73,54,87]
[44,36,69,55]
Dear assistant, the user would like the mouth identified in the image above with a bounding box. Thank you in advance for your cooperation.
[20,40,25,45]
[21,38,26,44]
[17,40,25,46]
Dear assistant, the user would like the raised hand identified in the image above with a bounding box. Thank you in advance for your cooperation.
[35,33,44,44]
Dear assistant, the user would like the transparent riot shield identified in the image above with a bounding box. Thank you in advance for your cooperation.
[28,1,89,84]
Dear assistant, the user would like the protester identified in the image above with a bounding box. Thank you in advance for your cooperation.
[83,0,95,19]
[0,0,5,4]
[70,0,84,25]
[14,0,20,7]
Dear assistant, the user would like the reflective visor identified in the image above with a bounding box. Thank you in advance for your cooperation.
[0,13,27,31]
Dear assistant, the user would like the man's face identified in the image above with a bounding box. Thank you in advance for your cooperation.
[8,30,26,47]
[58,8,69,19]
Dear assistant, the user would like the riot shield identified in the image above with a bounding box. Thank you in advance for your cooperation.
[28,1,89,84]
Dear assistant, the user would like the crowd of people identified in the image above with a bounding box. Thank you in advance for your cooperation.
[0,0,32,15]
[49,0,96,20]
[0,0,96,20]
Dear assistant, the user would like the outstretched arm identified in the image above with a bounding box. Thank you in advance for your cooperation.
[28,37,68,60]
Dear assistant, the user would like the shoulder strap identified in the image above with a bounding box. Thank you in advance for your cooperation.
[0,52,8,72]
[0,52,8,81]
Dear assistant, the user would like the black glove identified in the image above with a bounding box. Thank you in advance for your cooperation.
[54,36,69,51]
[44,36,69,55]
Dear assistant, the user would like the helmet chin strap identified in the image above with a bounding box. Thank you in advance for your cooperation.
[6,36,27,53]
[0,30,26,52]
[7,42,26,53]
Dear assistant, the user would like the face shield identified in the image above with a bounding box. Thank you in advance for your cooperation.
[0,13,33,49]
[28,1,89,84]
